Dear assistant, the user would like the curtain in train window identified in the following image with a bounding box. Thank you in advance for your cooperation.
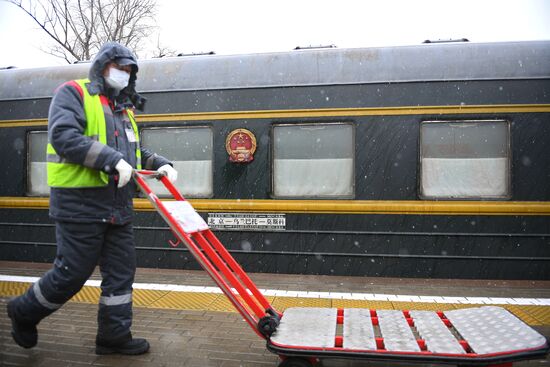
[27,131,49,196]
[141,127,213,197]
[273,123,354,197]
[420,120,510,199]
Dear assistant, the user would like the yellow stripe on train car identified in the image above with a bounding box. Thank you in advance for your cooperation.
[1,197,549,216]
[1,103,550,127]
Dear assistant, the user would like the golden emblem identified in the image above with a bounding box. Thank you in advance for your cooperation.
[225,128,257,163]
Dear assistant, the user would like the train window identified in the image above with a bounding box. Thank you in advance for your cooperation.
[420,120,510,199]
[272,123,354,198]
[27,131,49,196]
[141,127,213,197]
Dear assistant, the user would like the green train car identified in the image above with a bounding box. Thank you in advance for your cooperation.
[1,40,549,279]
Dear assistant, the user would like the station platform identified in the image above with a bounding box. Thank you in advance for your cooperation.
[1,260,549,367]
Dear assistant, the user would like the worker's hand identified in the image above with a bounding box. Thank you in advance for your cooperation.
[158,164,178,184]
[115,159,133,188]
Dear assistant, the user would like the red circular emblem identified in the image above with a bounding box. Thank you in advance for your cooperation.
[225,128,257,163]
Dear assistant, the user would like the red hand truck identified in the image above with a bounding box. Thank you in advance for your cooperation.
[134,170,549,367]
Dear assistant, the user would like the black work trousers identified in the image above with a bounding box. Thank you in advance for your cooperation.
[10,221,137,344]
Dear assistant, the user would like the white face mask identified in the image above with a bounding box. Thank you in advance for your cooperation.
[105,66,130,91]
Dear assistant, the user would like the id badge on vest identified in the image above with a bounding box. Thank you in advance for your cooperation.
[125,128,137,143]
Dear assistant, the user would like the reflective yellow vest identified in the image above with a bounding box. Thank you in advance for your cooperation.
[47,78,141,188]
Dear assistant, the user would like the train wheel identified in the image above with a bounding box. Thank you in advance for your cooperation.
[278,357,314,367]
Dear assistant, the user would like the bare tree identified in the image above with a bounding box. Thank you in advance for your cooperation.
[5,0,157,63]
[150,33,177,58]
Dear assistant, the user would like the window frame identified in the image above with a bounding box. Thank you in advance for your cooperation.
[418,119,512,200]
[26,130,49,197]
[140,125,214,198]
[270,121,356,199]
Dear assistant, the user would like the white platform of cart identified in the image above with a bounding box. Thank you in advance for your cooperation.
[270,306,546,355]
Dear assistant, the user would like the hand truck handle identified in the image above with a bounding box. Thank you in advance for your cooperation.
[134,169,165,180]
[133,169,185,201]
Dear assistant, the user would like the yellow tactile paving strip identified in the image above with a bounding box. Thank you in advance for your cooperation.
[0,281,29,296]
[271,296,332,310]
[2,281,549,326]
[149,291,216,309]
[133,289,170,307]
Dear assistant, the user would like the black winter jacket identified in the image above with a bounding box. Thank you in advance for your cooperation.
[48,43,170,224]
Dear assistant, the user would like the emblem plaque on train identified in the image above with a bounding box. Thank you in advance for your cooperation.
[225,128,257,163]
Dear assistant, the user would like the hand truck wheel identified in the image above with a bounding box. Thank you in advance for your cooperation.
[278,357,314,367]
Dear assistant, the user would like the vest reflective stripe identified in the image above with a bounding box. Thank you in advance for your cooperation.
[47,78,141,187]
[127,109,142,170]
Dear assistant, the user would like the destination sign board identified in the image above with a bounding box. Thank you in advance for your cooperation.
[207,213,286,230]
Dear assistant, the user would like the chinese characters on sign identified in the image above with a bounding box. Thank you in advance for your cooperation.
[207,213,286,230]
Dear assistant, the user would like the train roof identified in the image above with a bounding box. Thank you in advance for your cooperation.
[0,40,549,100]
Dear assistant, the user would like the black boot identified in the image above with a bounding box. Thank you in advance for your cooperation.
[95,337,150,355]
[7,299,38,349]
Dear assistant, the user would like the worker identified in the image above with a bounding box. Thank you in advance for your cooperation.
[6,42,177,355]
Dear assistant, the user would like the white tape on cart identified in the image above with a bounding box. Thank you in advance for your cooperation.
[162,200,209,233]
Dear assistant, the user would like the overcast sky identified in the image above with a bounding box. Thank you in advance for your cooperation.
[0,0,549,69]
